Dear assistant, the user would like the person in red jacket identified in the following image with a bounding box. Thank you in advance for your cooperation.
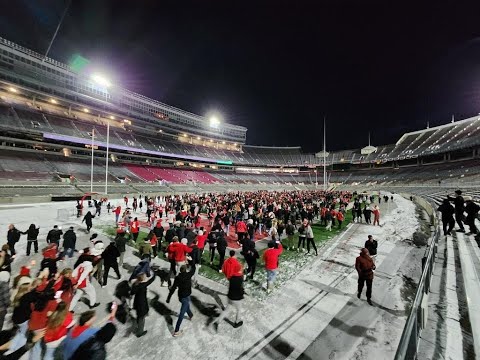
[130,217,140,243]
[337,211,345,229]
[167,237,192,274]
[44,301,75,360]
[196,229,207,264]
[355,248,376,305]
[236,220,247,246]
[263,240,283,293]
[222,250,242,279]
[114,206,121,224]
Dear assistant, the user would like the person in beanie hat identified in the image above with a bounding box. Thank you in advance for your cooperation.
[355,248,376,305]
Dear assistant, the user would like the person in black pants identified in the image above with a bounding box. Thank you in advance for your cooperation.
[244,238,259,280]
[7,224,22,257]
[23,224,39,256]
[305,221,318,256]
[131,272,156,337]
[448,190,465,232]
[438,199,455,236]
[101,241,121,287]
[216,230,227,272]
[364,235,378,258]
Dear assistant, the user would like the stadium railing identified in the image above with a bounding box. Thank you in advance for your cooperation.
[394,201,440,360]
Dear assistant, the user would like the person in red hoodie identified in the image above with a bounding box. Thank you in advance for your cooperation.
[222,250,242,279]
[130,217,140,243]
[263,240,283,293]
[44,300,75,360]
[236,220,247,246]
[196,229,207,264]
[114,206,121,224]
[167,237,192,275]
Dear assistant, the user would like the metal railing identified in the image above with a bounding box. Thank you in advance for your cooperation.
[394,206,440,360]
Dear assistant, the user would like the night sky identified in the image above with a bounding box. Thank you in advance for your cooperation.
[1,1,480,152]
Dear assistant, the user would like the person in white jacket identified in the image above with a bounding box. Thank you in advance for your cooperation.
[69,261,99,311]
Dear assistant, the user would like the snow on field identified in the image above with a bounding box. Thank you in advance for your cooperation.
[0,193,422,360]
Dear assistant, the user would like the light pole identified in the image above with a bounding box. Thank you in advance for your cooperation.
[105,120,110,195]
[90,128,94,193]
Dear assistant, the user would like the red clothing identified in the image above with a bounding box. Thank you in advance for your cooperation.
[29,300,58,331]
[337,212,345,221]
[236,221,247,233]
[263,243,283,270]
[149,234,158,246]
[167,242,192,262]
[131,220,140,234]
[114,206,121,215]
[196,234,207,249]
[44,312,75,343]
[222,257,242,279]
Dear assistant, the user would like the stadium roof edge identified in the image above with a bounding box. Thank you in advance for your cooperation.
[243,145,302,150]
[396,114,479,145]
[0,36,247,132]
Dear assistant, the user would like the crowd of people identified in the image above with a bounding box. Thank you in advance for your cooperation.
[2,188,467,359]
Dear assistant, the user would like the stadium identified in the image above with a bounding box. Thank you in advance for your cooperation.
[0,31,479,360]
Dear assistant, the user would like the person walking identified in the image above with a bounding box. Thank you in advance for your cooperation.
[285,220,295,250]
[437,199,455,236]
[449,190,465,232]
[7,224,23,257]
[364,235,378,259]
[222,250,242,279]
[216,230,227,272]
[372,205,380,226]
[114,206,121,224]
[166,265,195,337]
[355,248,375,305]
[131,272,156,337]
[24,224,40,256]
[47,225,63,247]
[131,217,140,243]
[114,229,128,267]
[464,196,480,235]
[63,226,77,258]
[70,260,100,311]
[243,237,259,280]
[82,212,95,233]
[101,241,122,288]
[305,220,318,256]
[212,266,244,331]
[263,240,283,293]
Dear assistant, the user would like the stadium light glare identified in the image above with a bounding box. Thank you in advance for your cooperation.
[83,108,90,113]
[222,141,226,144]
[209,116,220,128]
[109,115,115,120]
[91,73,112,88]
[8,87,18,93]
[197,136,201,140]
[50,98,58,104]
[183,134,188,137]
[209,139,213,142]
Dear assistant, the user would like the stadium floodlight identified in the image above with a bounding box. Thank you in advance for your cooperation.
[109,115,115,120]
[222,141,226,144]
[209,116,220,128]
[91,73,112,88]
[183,134,188,137]
[50,98,58,104]
[83,108,90,113]
[197,136,201,140]
[8,87,17,93]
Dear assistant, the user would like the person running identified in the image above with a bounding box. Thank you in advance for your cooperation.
[101,241,121,288]
[212,265,244,331]
[166,265,195,337]
[70,261,99,311]
[372,205,380,226]
[131,272,156,337]
[263,240,283,293]
[82,212,95,233]
[355,248,375,305]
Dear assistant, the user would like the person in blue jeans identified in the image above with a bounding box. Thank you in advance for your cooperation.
[166,264,195,337]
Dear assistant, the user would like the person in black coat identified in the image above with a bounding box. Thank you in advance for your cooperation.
[166,265,195,336]
[448,190,465,232]
[23,224,39,256]
[438,199,455,236]
[46,225,63,246]
[71,322,116,360]
[82,212,95,233]
[131,273,156,337]
[63,227,77,258]
[216,230,227,271]
[7,224,22,257]
[364,235,378,257]
[464,197,480,235]
[243,238,259,280]
[114,231,128,267]
[101,241,121,287]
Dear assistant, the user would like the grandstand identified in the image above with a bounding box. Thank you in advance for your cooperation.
[0,36,479,202]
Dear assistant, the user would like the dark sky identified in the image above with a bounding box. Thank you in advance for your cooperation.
[1,0,480,152]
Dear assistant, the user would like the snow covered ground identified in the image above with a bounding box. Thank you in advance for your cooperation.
[0,193,423,359]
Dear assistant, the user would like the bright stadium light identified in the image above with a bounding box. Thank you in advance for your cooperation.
[109,115,115,120]
[91,73,112,88]
[222,141,226,144]
[50,98,58,104]
[197,136,201,140]
[209,116,220,128]
[83,108,90,113]
[8,87,18,93]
